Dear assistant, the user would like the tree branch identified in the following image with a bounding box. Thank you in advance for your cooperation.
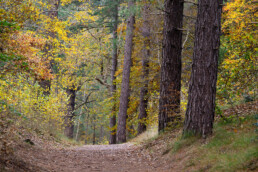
[75,100,96,111]
[184,1,198,5]
[182,29,190,49]
[75,92,94,110]
[183,15,196,20]
[95,77,110,89]
[155,7,170,15]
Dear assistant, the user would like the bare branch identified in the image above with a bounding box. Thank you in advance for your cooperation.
[155,7,170,14]
[184,1,198,5]
[95,77,110,89]
[176,28,188,31]
[182,29,190,49]
[183,15,196,20]
[75,92,94,110]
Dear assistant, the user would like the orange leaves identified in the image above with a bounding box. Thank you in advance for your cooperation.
[117,24,127,35]
[9,32,44,56]
[3,31,52,80]
[0,0,54,80]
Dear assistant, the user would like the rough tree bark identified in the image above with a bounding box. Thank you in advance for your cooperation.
[183,0,223,138]
[117,0,135,143]
[138,3,151,135]
[159,0,184,132]
[109,0,119,144]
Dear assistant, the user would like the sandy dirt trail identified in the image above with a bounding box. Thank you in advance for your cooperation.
[16,143,164,172]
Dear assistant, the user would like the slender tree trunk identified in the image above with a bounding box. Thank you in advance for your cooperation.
[109,1,119,144]
[117,0,135,143]
[75,113,82,142]
[100,125,103,143]
[138,3,151,135]
[76,89,86,141]
[183,0,223,138]
[159,0,184,132]
[92,117,96,145]
[85,114,89,144]
[64,86,76,139]
[39,0,60,95]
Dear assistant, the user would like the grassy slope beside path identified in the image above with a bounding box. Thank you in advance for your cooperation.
[142,102,258,172]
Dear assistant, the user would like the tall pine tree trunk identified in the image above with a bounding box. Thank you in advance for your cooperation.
[159,0,184,132]
[117,0,135,143]
[138,3,150,135]
[183,0,223,138]
[109,1,119,144]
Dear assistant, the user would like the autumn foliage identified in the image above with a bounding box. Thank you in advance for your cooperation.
[217,0,257,104]
[0,0,256,150]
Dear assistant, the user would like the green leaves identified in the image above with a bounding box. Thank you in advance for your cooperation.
[0,100,27,119]
[0,53,29,73]
[0,20,20,33]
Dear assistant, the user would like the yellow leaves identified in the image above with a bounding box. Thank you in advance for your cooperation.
[217,0,256,102]
[70,5,97,24]
[55,57,62,62]
[0,0,41,24]
[0,75,68,132]
[117,24,127,33]
[222,0,256,35]
[60,0,85,6]
[181,86,188,112]
[38,15,69,42]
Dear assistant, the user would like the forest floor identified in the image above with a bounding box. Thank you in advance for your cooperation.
[2,142,174,172]
[1,127,190,172]
[1,101,257,172]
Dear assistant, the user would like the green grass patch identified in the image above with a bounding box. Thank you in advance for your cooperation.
[194,115,258,172]
[164,114,258,171]
[172,135,199,153]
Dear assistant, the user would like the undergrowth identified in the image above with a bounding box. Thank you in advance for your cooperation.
[55,132,83,146]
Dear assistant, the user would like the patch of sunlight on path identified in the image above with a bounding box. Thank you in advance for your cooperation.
[73,126,158,152]
[74,143,134,151]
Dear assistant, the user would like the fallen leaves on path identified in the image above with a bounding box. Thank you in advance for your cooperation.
[5,143,169,172]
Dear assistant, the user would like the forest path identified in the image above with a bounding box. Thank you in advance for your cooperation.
[18,143,162,172]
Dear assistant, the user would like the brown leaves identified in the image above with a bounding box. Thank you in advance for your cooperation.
[222,101,258,117]
[0,113,18,156]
